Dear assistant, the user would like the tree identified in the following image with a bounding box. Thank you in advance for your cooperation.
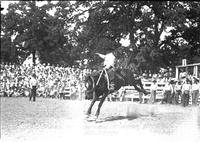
[1,1,199,72]
[74,1,145,68]
[75,1,200,73]
[1,1,80,66]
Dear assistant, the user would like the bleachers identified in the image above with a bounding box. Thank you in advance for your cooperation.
[0,63,90,99]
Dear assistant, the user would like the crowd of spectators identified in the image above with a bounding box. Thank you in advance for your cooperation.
[1,62,199,106]
[139,69,200,106]
[0,62,91,99]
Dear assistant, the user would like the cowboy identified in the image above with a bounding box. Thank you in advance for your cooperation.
[29,73,38,102]
[179,68,187,79]
[191,78,200,106]
[170,79,177,104]
[95,51,116,70]
[162,80,173,104]
[181,79,191,107]
[138,75,146,104]
[95,49,117,90]
[174,80,182,104]
[149,79,157,104]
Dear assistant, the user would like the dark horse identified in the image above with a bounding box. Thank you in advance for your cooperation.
[84,68,148,119]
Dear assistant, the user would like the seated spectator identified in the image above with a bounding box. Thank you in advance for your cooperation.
[0,62,91,99]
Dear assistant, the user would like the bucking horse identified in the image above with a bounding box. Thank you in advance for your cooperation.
[84,68,148,120]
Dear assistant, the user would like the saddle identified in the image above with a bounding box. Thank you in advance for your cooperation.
[96,68,124,90]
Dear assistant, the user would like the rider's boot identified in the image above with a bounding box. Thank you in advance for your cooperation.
[108,82,115,91]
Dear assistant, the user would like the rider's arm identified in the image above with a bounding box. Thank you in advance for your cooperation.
[95,53,105,59]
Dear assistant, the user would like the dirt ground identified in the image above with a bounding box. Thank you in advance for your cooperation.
[1,97,200,142]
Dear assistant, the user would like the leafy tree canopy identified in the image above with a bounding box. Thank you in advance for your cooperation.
[1,1,199,73]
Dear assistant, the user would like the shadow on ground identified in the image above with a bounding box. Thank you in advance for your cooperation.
[104,115,138,121]
[95,114,154,123]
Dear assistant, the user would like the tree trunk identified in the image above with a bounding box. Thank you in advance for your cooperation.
[32,48,36,66]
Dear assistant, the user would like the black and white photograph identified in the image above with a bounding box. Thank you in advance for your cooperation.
[1,1,200,142]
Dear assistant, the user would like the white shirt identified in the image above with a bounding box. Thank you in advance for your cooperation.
[180,72,187,78]
[151,83,157,91]
[175,84,182,91]
[30,77,37,87]
[191,83,200,91]
[96,52,116,69]
[165,83,173,91]
[182,83,191,93]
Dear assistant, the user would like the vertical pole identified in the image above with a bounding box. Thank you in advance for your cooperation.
[194,65,198,78]
[32,48,36,67]
[176,67,179,79]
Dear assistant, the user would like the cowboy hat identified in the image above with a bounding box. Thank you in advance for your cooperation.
[152,79,157,82]
[169,80,176,84]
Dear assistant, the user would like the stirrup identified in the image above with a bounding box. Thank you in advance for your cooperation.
[108,83,114,90]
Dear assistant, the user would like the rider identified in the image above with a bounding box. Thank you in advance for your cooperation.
[95,48,118,90]
[95,52,116,70]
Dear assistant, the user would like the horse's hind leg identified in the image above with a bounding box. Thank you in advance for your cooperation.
[95,93,108,118]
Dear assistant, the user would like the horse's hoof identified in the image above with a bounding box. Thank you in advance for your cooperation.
[87,115,97,121]
[84,114,90,119]
[95,118,103,123]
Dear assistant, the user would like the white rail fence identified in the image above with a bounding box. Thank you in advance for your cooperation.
[109,81,200,105]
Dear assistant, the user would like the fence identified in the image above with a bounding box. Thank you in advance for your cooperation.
[115,81,200,105]
[59,87,72,100]
[107,81,165,102]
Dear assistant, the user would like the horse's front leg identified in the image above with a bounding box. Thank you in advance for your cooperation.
[95,93,108,118]
[86,92,97,116]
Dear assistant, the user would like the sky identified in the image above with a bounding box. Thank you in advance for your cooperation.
[1,1,18,14]
[1,0,58,14]
[1,1,172,47]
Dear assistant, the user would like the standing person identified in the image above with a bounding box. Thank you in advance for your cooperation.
[191,78,200,106]
[139,76,143,104]
[181,79,191,107]
[174,80,182,105]
[139,91,144,104]
[149,79,157,104]
[161,80,175,104]
[139,75,146,104]
[162,80,173,104]
[29,73,37,102]
[180,68,187,79]
[169,80,176,104]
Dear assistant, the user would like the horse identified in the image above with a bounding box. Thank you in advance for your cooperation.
[84,68,148,120]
